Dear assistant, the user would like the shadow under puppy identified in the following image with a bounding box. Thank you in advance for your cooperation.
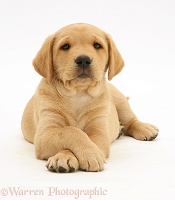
[21,23,158,173]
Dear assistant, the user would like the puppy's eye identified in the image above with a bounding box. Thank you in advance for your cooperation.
[61,44,70,50]
[94,43,102,49]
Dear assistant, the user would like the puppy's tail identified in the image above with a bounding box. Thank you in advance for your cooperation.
[126,96,130,100]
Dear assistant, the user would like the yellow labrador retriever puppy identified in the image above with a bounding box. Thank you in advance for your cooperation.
[21,23,158,172]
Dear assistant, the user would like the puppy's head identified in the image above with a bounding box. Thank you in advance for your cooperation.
[33,23,124,88]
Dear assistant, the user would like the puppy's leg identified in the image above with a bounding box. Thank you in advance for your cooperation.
[84,119,110,158]
[35,118,105,172]
[109,84,158,141]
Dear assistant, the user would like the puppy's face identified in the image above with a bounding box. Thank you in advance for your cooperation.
[53,24,109,86]
[33,23,124,88]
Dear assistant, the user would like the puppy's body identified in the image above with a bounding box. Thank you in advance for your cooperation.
[21,23,158,172]
[22,79,121,144]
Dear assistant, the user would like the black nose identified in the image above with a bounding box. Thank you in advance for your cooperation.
[75,55,91,68]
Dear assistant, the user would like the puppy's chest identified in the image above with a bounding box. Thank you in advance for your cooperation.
[68,92,92,114]
[60,91,108,129]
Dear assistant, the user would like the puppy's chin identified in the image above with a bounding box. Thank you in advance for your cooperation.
[58,73,95,92]
[67,75,93,89]
[55,72,105,97]
[60,71,93,88]
[61,77,104,97]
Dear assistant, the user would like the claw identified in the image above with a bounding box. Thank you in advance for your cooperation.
[69,167,75,172]
[58,166,67,173]
[48,165,56,172]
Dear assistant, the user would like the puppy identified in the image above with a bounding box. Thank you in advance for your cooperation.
[21,23,158,172]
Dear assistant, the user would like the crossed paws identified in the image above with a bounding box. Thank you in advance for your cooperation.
[46,121,158,173]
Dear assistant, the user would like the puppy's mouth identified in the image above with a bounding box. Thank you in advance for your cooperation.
[77,73,91,79]
[76,69,92,79]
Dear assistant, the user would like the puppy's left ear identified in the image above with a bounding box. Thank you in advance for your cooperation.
[106,34,124,80]
[33,34,55,83]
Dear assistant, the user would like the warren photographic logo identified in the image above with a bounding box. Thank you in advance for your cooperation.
[0,187,107,199]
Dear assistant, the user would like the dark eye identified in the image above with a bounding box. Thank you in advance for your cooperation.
[61,44,70,50]
[94,43,102,49]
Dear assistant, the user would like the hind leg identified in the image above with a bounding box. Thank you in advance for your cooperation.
[125,121,158,141]
[21,96,36,143]
[109,83,158,141]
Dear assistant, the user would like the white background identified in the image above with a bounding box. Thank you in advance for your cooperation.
[0,0,175,199]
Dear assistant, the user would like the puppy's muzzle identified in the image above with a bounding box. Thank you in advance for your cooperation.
[75,55,92,69]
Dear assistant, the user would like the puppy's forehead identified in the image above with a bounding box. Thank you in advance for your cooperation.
[55,23,106,40]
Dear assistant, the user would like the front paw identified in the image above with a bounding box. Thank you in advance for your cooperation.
[75,144,105,172]
[125,121,159,141]
[46,150,79,173]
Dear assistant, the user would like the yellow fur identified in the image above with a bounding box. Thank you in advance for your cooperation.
[21,23,158,172]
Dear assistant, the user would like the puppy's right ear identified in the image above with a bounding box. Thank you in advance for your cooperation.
[33,35,55,83]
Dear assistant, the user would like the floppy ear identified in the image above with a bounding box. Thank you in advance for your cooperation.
[32,34,55,83]
[106,34,124,80]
